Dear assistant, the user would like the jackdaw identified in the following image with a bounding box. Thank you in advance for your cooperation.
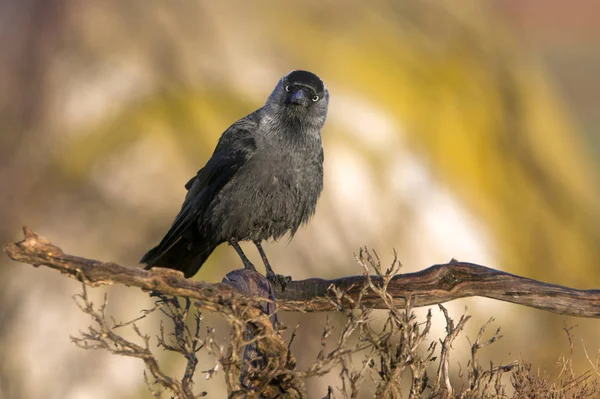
[141,70,329,283]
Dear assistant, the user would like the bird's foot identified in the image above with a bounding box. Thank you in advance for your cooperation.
[266,272,292,290]
[243,260,257,272]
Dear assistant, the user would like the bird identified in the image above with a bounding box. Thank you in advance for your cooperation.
[141,70,329,284]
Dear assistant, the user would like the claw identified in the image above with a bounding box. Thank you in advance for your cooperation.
[267,272,292,291]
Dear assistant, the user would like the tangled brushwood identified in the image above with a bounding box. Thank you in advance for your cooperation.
[69,251,600,399]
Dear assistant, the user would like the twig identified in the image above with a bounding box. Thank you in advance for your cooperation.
[433,304,470,397]
[70,283,207,398]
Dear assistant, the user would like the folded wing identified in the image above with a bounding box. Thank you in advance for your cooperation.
[141,124,257,277]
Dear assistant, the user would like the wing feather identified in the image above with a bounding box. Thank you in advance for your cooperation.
[141,118,258,267]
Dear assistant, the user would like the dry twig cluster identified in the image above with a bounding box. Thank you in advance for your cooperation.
[4,229,600,398]
[68,250,598,398]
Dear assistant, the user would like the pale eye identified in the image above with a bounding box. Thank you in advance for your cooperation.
[312,95,319,102]
[285,85,291,92]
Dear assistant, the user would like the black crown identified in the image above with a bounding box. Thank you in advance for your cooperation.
[286,70,324,94]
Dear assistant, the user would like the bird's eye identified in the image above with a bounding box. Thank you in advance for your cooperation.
[285,85,290,92]
[312,95,319,102]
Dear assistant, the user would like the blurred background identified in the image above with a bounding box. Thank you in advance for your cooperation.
[1,0,599,397]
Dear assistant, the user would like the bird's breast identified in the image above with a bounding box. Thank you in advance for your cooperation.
[209,139,323,241]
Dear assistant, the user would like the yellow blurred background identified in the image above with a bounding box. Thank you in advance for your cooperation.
[1,1,599,397]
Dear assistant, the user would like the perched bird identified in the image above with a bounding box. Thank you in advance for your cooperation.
[141,70,329,283]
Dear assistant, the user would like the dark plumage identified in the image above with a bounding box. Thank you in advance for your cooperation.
[141,70,329,280]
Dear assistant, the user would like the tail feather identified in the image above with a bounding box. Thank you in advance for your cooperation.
[141,236,217,278]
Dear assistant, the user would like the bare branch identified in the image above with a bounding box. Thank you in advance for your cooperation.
[5,228,600,317]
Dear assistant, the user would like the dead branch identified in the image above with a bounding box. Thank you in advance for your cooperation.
[71,285,207,398]
[433,304,470,397]
[4,227,600,317]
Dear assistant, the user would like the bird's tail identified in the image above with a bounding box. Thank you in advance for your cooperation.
[141,237,217,278]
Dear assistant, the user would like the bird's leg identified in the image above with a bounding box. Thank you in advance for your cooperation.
[254,241,276,277]
[229,240,256,271]
[254,241,291,288]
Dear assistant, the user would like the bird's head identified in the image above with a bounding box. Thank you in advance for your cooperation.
[266,70,329,128]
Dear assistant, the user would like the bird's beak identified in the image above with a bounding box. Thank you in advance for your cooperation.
[288,89,310,106]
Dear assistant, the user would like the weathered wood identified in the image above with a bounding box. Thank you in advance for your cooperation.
[4,227,600,318]
[222,268,303,398]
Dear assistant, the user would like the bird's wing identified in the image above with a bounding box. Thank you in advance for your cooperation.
[141,116,259,265]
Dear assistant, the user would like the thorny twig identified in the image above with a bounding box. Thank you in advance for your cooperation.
[156,296,205,396]
[71,283,207,398]
[353,249,438,399]
[459,317,517,398]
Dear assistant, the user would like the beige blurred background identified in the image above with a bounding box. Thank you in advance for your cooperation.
[1,1,599,398]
